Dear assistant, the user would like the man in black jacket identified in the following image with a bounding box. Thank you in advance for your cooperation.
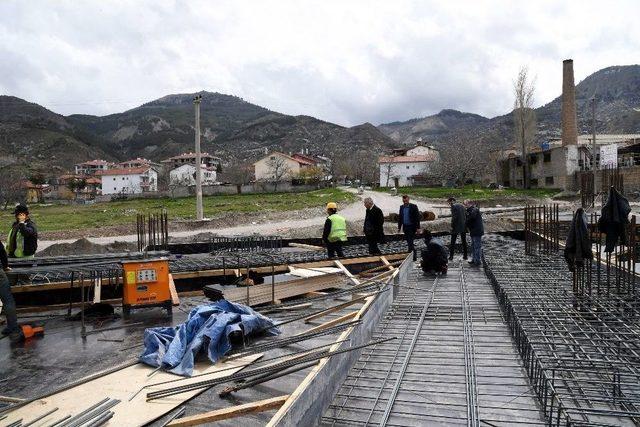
[421,231,448,275]
[398,195,421,260]
[465,201,484,267]
[363,197,384,255]
[447,197,467,260]
[0,237,23,342]
[7,204,38,258]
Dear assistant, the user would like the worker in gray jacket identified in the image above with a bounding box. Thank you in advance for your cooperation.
[447,197,467,260]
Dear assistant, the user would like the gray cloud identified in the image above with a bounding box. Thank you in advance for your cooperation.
[1,0,638,126]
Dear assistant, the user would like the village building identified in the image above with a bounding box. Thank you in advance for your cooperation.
[97,167,158,195]
[74,159,115,175]
[253,151,321,182]
[161,152,221,170]
[169,164,217,186]
[378,141,439,187]
[117,157,161,170]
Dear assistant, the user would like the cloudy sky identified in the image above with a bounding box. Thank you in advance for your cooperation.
[1,0,638,126]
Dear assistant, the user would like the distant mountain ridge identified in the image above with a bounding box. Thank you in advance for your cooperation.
[0,91,397,173]
[379,64,640,149]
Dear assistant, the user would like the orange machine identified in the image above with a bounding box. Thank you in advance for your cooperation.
[122,258,172,316]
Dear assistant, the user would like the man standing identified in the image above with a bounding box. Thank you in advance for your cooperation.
[7,204,38,259]
[0,237,22,342]
[465,200,484,267]
[363,197,384,255]
[322,202,347,259]
[447,197,467,260]
[397,195,421,260]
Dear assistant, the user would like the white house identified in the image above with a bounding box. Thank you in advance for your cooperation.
[169,164,217,186]
[253,152,318,181]
[74,159,114,175]
[379,154,440,188]
[98,167,158,195]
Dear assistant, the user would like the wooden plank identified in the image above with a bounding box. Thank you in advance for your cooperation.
[1,355,262,427]
[305,291,327,298]
[168,274,180,306]
[289,242,324,251]
[299,311,359,335]
[92,277,102,304]
[167,395,289,427]
[380,256,395,271]
[333,260,360,285]
[0,395,24,403]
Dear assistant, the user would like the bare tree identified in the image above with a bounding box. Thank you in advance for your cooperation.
[432,136,492,188]
[266,155,291,192]
[225,160,254,193]
[0,168,25,209]
[381,161,398,187]
[513,66,537,189]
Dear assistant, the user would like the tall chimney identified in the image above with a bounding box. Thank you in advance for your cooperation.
[561,59,578,146]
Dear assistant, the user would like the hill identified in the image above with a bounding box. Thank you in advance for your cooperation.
[379,65,640,150]
[0,92,398,173]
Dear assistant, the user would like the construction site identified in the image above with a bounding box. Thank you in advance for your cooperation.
[2,41,640,427]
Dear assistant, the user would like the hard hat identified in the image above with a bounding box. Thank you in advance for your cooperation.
[326,202,338,210]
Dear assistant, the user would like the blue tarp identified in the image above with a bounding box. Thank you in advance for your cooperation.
[140,299,280,376]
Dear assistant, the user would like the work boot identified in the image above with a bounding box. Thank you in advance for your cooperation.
[1,326,19,336]
[9,329,24,344]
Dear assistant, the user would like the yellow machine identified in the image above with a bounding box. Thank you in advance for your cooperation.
[122,258,172,316]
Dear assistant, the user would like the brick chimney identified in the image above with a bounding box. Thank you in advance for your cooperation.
[561,59,578,146]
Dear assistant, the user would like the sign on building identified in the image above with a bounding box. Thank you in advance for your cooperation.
[599,144,618,168]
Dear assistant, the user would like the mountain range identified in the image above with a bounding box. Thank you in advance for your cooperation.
[379,65,640,150]
[1,64,639,175]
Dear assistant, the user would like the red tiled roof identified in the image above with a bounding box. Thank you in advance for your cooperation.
[378,155,437,163]
[97,167,151,176]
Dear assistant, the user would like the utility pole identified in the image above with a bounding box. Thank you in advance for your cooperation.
[591,96,597,171]
[193,94,203,220]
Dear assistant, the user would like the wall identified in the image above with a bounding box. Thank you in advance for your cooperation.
[169,164,217,186]
[379,161,430,187]
[500,145,579,190]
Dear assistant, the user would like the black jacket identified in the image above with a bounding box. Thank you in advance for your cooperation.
[421,237,449,272]
[398,203,421,231]
[450,203,466,234]
[564,207,592,271]
[0,239,8,269]
[598,187,630,253]
[7,219,38,257]
[466,206,484,237]
[364,205,385,242]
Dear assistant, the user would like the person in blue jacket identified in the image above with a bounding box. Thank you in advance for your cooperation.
[397,195,421,260]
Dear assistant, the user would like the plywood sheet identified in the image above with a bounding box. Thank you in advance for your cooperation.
[2,355,261,427]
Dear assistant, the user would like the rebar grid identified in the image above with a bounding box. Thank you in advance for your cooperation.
[524,204,560,256]
[321,262,544,426]
[19,240,424,285]
[484,234,640,426]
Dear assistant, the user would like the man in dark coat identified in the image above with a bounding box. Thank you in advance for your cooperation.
[465,201,484,267]
[421,230,448,275]
[398,195,421,260]
[0,237,23,342]
[363,197,384,255]
[447,197,467,260]
[7,204,38,258]
[598,186,630,253]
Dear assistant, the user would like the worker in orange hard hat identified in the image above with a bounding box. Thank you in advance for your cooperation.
[322,202,347,259]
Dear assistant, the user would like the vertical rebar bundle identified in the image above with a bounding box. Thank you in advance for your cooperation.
[136,209,169,252]
[209,235,283,253]
[524,204,560,255]
[581,172,595,208]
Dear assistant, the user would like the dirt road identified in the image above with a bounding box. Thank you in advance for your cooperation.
[37,189,441,252]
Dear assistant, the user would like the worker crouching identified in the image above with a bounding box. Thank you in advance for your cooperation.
[322,202,347,259]
[420,230,449,275]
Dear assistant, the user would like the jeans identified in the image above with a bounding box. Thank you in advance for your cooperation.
[449,232,468,259]
[327,241,345,258]
[0,269,19,332]
[471,235,483,265]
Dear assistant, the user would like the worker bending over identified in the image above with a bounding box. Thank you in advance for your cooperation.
[322,202,347,259]
[420,230,449,275]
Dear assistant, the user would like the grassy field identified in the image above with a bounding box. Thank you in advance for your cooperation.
[377,185,561,201]
[0,188,356,233]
